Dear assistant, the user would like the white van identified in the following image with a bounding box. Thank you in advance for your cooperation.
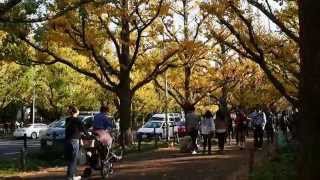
[137,113,184,140]
[136,120,176,140]
[149,113,183,122]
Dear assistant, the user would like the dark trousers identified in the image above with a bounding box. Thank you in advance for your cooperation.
[254,126,264,148]
[235,126,239,144]
[237,125,246,145]
[189,130,198,151]
[202,134,213,153]
[65,139,80,178]
[266,129,274,144]
[216,132,226,151]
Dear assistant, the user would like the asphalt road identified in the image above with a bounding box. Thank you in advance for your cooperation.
[0,138,40,158]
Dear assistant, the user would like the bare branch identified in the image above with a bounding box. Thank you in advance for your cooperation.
[229,3,264,58]
[218,17,261,61]
[129,0,164,68]
[99,16,121,58]
[248,0,299,43]
[193,14,208,41]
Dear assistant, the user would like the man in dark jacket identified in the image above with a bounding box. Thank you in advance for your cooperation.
[65,106,86,180]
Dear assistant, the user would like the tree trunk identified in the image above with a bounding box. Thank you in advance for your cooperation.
[219,85,228,116]
[118,81,132,147]
[259,60,299,107]
[298,1,320,179]
[184,66,191,103]
[182,103,194,115]
[117,0,133,147]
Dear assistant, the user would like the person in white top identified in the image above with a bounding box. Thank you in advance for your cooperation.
[200,110,215,155]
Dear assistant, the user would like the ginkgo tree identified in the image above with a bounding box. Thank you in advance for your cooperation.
[154,0,224,112]
[0,0,97,23]
[0,62,32,113]
[34,64,115,121]
[201,0,299,107]
[1,0,183,145]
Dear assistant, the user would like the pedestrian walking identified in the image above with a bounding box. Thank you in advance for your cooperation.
[200,110,215,155]
[185,106,201,155]
[227,111,236,145]
[64,105,86,180]
[249,108,266,150]
[235,108,248,150]
[215,109,227,153]
[265,110,275,144]
[280,111,289,142]
[92,105,113,146]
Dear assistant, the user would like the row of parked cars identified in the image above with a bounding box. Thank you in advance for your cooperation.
[12,112,186,147]
[136,113,186,140]
[12,112,102,148]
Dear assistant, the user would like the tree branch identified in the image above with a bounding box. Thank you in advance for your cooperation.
[153,79,185,107]
[129,0,164,69]
[218,17,261,61]
[132,48,179,93]
[99,16,121,59]
[229,3,264,58]
[0,0,96,23]
[20,36,116,92]
[248,0,299,43]
[80,15,119,87]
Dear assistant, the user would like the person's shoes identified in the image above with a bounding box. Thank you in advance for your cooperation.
[192,150,197,155]
[67,176,81,180]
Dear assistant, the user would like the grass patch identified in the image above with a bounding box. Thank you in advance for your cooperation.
[0,147,65,176]
[0,140,170,176]
[250,144,297,180]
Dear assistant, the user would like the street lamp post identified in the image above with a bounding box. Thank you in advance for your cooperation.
[31,66,37,125]
[165,72,169,142]
[32,86,35,125]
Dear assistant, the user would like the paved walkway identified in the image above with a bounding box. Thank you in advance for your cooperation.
[1,138,269,180]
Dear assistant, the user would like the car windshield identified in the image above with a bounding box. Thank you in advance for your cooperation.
[143,121,162,128]
[49,120,65,128]
[149,117,164,121]
[23,124,33,128]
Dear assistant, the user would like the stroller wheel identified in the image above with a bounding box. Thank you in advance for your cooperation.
[101,160,113,179]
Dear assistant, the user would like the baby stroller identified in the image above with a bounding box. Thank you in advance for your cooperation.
[80,130,122,179]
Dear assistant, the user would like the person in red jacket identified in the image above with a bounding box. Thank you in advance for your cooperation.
[235,108,248,150]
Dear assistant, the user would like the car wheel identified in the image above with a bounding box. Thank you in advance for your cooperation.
[31,132,37,139]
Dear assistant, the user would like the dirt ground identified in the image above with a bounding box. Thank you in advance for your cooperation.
[2,138,268,180]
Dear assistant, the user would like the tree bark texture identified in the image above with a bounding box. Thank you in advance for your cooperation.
[298,0,320,179]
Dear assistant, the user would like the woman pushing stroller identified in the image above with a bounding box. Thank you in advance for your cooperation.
[92,105,113,146]
[82,105,115,178]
